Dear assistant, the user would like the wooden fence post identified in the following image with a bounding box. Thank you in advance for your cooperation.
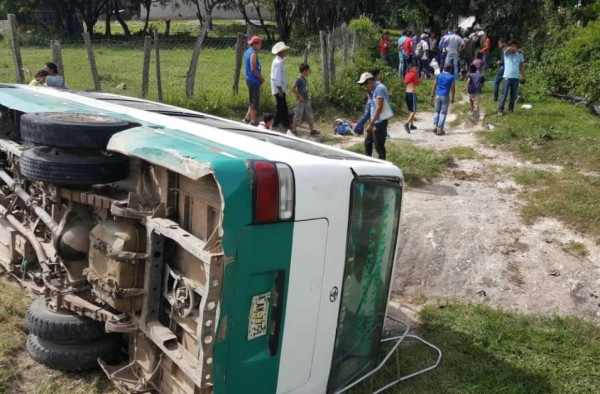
[232,32,246,94]
[82,32,101,91]
[142,36,152,98]
[319,30,329,95]
[7,14,24,84]
[185,16,210,98]
[341,23,349,65]
[328,30,336,82]
[50,40,65,82]
[153,30,163,102]
[302,44,311,65]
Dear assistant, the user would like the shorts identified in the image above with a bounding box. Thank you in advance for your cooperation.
[293,99,314,124]
[246,80,260,109]
[405,92,417,113]
[469,93,481,106]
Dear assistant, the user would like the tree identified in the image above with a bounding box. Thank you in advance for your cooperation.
[113,0,132,36]
[72,0,107,37]
[272,0,296,40]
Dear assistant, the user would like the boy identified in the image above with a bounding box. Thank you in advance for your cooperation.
[430,64,456,136]
[257,113,274,130]
[466,64,484,112]
[29,70,48,87]
[403,63,420,133]
[290,64,320,136]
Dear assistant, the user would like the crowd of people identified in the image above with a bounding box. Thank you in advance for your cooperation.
[241,35,320,136]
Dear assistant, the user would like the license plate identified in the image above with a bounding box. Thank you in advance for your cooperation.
[248,292,270,340]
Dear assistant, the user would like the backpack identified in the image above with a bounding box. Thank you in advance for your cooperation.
[415,41,424,58]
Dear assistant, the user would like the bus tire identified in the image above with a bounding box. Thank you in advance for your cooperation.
[26,298,106,344]
[26,334,122,372]
[20,112,130,149]
[20,146,129,185]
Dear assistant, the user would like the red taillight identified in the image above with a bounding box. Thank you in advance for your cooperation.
[253,161,279,223]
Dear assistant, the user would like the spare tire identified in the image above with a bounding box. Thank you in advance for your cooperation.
[26,334,122,372]
[20,112,130,149]
[20,146,129,185]
[26,298,105,344]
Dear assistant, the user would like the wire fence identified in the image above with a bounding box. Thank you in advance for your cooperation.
[0,18,359,113]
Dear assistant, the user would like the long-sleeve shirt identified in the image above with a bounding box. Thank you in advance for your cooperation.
[270,55,287,95]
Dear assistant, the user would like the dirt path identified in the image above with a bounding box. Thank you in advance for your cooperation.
[337,103,600,324]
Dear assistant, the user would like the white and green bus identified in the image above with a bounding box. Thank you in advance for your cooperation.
[0,84,427,393]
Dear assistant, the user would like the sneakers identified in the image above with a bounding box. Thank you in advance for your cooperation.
[432,126,438,134]
[286,130,297,137]
[242,118,250,124]
[410,124,417,130]
[436,129,445,135]
[310,130,320,136]
[404,123,411,134]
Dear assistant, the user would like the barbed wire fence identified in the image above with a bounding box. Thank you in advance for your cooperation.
[1,14,359,104]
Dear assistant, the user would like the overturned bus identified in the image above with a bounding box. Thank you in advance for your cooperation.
[0,84,435,393]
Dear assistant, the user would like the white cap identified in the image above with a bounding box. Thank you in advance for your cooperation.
[356,72,374,84]
[271,41,290,54]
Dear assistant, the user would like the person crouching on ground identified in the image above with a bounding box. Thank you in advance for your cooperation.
[357,72,394,160]
[466,64,484,112]
[430,64,456,136]
[290,64,320,137]
[258,113,274,129]
[29,70,48,86]
[403,63,420,133]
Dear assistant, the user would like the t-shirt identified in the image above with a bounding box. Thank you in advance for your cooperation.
[293,75,309,100]
[380,38,390,55]
[29,79,42,86]
[370,82,393,123]
[481,37,491,54]
[244,47,262,85]
[467,72,484,94]
[446,34,463,54]
[435,72,455,97]
[420,41,429,60]
[45,75,65,87]
[397,35,407,57]
[503,51,524,79]
[402,37,413,56]
[404,69,419,87]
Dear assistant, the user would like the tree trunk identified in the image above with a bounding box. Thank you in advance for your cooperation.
[142,2,151,34]
[165,20,171,36]
[105,0,112,37]
[254,3,272,41]
[113,0,131,37]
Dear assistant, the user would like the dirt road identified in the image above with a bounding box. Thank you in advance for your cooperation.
[338,106,600,324]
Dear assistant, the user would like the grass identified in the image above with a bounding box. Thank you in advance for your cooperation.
[351,303,600,394]
[346,141,454,186]
[561,240,590,258]
[509,167,600,237]
[443,146,483,160]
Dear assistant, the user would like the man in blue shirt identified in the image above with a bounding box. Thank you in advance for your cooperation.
[498,40,526,115]
[357,72,394,160]
[243,35,265,126]
[430,64,456,135]
[397,31,408,77]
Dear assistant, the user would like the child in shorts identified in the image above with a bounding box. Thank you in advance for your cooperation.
[467,64,484,112]
[403,63,420,133]
[290,64,320,136]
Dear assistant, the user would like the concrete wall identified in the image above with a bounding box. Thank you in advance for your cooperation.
[142,3,271,20]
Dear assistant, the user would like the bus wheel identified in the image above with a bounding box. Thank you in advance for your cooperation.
[20,146,129,185]
[26,298,106,344]
[20,112,130,149]
[26,334,122,372]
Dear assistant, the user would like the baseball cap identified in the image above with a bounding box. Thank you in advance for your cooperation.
[356,72,374,84]
[247,35,262,45]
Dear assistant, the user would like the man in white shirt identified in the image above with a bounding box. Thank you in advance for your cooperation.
[270,41,291,130]
[444,28,465,80]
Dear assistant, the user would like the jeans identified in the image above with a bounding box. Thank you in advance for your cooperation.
[364,120,388,160]
[419,58,431,79]
[498,78,519,113]
[273,93,290,129]
[398,56,406,77]
[444,52,459,79]
[493,66,505,101]
[433,96,450,130]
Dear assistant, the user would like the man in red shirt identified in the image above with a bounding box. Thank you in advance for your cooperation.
[379,31,392,66]
[403,63,420,133]
[402,32,414,66]
[481,32,491,72]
